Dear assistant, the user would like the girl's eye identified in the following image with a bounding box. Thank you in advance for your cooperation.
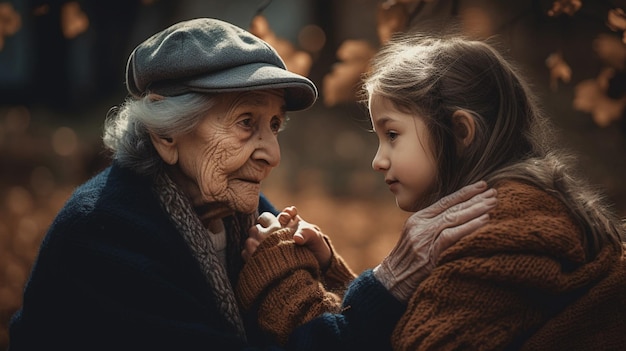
[386,131,398,141]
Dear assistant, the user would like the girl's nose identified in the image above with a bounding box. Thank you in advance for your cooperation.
[372,147,389,171]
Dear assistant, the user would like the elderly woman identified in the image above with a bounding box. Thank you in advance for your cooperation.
[9,18,495,350]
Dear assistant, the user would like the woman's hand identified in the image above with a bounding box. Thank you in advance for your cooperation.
[242,207,332,270]
[373,181,498,302]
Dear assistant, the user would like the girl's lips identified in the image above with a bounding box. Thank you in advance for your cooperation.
[386,180,399,192]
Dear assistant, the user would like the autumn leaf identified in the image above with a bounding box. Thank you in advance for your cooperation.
[573,68,626,127]
[322,40,377,107]
[607,8,626,44]
[0,2,21,51]
[607,8,626,31]
[547,0,582,17]
[381,0,434,6]
[592,33,626,71]
[249,15,313,77]
[61,2,89,39]
[545,51,572,91]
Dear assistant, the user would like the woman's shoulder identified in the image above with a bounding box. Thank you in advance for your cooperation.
[62,164,155,215]
[47,164,171,243]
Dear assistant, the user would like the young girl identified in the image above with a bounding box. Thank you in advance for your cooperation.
[237,33,626,350]
[364,34,626,350]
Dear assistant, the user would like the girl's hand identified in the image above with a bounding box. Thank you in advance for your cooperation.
[242,212,282,262]
[242,207,332,270]
[373,180,498,302]
[277,206,332,270]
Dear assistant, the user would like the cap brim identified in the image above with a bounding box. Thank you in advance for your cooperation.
[151,63,318,111]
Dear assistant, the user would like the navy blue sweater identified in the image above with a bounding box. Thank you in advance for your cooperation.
[9,163,403,350]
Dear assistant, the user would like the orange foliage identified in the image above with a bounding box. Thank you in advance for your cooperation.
[61,2,88,39]
[1,3,626,349]
[547,0,582,17]
[607,8,626,44]
[593,33,626,71]
[322,40,377,107]
[0,2,20,51]
[249,15,313,77]
[573,68,626,127]
[545,51,572,91]
[298,24,326,53]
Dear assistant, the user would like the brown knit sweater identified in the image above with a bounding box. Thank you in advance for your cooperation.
[393,181,626,351]
[236,228,356,344]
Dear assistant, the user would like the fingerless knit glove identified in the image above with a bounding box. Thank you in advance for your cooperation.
[236,228,356,345]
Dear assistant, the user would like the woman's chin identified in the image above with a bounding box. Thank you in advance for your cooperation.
[231,199,259,215]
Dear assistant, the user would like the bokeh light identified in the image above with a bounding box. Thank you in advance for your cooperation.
[51,127,79,157]
[298,25,326,53]
[30,167,56,198]
[5,187,34,216]
[61,2,89,39]
[4,106,30,134]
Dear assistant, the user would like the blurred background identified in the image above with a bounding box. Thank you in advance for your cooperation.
[1,0,625,348]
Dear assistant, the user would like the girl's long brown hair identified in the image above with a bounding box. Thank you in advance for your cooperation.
[363,33,625,258]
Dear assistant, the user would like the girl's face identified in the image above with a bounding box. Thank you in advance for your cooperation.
[369,93,437,212]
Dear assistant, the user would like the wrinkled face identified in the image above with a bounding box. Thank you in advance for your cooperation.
[170,90,285,215]
[369,93,437,212]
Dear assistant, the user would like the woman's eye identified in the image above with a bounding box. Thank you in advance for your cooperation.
[270,118,283,133]
[238,117,253,128]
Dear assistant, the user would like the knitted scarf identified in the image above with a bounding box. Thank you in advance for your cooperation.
[152,170,246,339]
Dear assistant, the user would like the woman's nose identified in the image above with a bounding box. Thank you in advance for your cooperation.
[253,130,281,167]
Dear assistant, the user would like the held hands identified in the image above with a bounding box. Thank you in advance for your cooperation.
[243,206,332,270]
[373,181,498,302]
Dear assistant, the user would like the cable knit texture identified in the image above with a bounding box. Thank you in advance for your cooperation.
[392,180,626,351]
[153,171,246,338]
[236,228,356,345]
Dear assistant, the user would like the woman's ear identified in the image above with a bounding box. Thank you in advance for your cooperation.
[452,110,475,153]
[149,133,178,165]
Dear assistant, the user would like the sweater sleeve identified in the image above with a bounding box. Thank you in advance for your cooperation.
[236,230,402,349]
[320,235,358,292]
[286,270,405,351]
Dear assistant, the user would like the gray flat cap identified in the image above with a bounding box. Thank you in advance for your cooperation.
[126,18,317,111]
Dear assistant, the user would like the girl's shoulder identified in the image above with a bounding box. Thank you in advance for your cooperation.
[491,180,570,221]
[441,180,586,263]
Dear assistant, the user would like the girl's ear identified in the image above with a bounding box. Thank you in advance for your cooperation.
[452,110,476,152]
[149,133,178,165]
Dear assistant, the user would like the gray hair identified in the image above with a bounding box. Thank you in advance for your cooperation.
[103,93,217,175]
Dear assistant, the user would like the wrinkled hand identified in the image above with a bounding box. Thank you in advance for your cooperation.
[242,207,332,270]
[373,181,498,302]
